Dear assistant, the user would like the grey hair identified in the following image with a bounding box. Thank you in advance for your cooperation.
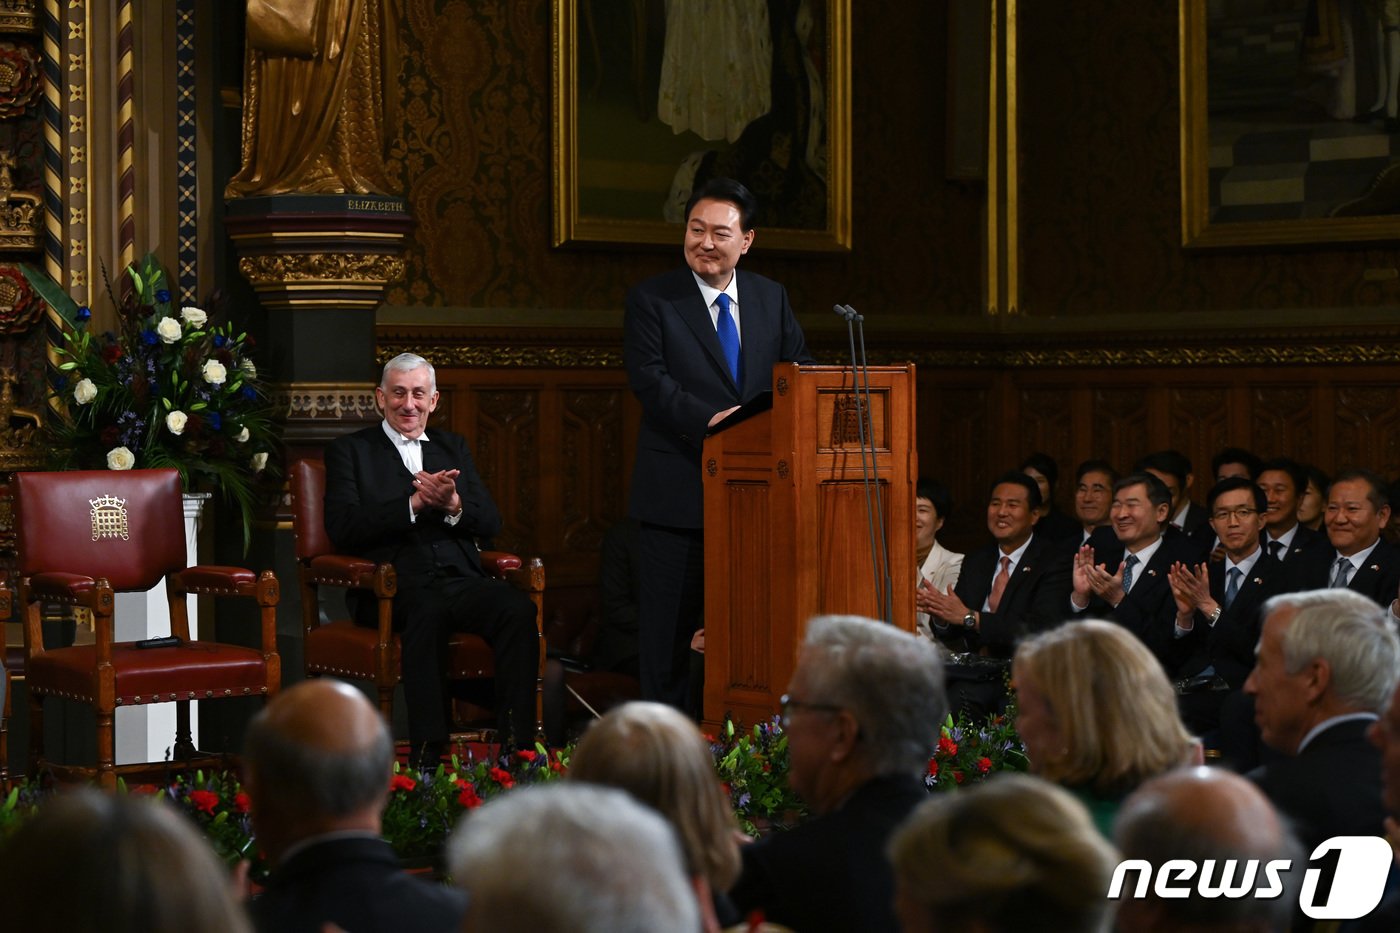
[1263,589,1400,712]
[380,352,436,393]
[799,614,947,776]
[448,784,699,933]
[243,693,394,818]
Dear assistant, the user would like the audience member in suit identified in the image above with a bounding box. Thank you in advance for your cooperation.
[1297,468,1400,607]
[1070,459,1117,547]
[1113,767,1304,933]
[1168,478,1286,737]
[324,353,539,761]
[888,774,1117,933]
[1360,679,1400,932]
[448,783,699,933]
[923,472,1072,717]
[1297,463,1330,532]
[1070,471,1200,676]
[1244,589,1399,859]
[0,788,254,933]
[569,702,743,932]
[730,615,946,932]
[1136,449,1207,534]
[244,679,467,933]
[1211,446,1263,483]
[1013,620,1199,836]
[1020,451,1079,543]
[623,177,811,712]
[914,477,962,638]
[1256,457,1324,565]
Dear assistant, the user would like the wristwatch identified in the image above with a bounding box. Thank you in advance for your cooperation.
[962,612,977,630]
[1205,606,1222,627]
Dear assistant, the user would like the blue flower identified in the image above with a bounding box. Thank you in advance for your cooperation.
[54,375,68,390]
[214,335,226,348]
[155,289,171,303]
[141,329,158,346]
[242,386,256,401]
[76,306,91,322]
[209,412,222,431]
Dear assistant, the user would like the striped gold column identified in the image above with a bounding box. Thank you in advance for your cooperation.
[41,0,64,409]
[116,0,134,282]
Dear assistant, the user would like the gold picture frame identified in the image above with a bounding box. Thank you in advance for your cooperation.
[1181,0,1400,247]
[551,0,851,251]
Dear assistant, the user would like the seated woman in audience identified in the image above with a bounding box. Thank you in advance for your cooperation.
[0,788,252,933]
[1297,463,1329,531]
[569,701,743,933]
[915,477,962,637]
[887,773,1117,933]
[1012,619,1198,835]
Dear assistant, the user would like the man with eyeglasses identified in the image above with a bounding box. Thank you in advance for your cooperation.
[1297,468,1400,608]
[1167,477,1287,739]
[730,615,945,933]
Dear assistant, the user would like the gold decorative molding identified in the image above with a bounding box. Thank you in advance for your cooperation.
[0,0,36,34]
[378,343,623,369]
[271,382,379,422]
[238,253,405,285]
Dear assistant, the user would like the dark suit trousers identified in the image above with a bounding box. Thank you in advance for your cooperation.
[394,569,538,749]
[637,522,705,711]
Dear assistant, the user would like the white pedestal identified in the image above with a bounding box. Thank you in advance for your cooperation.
[113,492,209,766]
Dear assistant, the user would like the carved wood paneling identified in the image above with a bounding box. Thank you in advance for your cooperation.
[1250,386,1314,460]
[1169,386,1230,486]
[472,390,539,554]
[1334,386,1400,477]
[559,388,627,552]
[1091,386,1149,479]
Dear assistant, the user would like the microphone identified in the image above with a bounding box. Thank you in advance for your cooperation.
[835,304,893,623]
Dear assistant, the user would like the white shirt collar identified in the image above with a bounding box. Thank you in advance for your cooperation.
[1336,538,1381,570]
[1122,535,1164,592]
[1224,546,1262,577]
[1268,524,1299,549]
[1297,712,1378,754]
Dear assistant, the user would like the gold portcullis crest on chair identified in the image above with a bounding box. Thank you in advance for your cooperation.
[90,495,129,541]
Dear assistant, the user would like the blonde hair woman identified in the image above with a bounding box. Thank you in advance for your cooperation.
[569,701,742,932]
[887,773,1117,933]
[1012,619,1198,835]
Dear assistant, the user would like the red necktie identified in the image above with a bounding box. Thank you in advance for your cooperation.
[988,555,1011,613]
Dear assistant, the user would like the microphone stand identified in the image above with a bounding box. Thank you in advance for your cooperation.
[833,304,893,623]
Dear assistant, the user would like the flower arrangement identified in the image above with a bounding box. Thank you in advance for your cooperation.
[924,702,1030,791]
[153,770,259,872]
[22,254,277,548]
[710,717,809,836]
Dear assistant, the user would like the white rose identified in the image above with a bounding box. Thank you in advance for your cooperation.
[240,358,257,379]
[235,426,250,443]
[250,451,268,472]
[202,359,227,385]
[156,317,182,344]
[179,306,207,327]
[73,378,97,405]
[165,410,188,436]
[106,446,135,470]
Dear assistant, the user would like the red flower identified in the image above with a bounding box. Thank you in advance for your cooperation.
[488,767,514,789]
[927,759,939,778]
[188,790,220,815]
[937,736,958,757]
[953,771,965,785]
[976,757,992,774]
[458,784,482,808]
[390,774,417,793]
[233,792,251,813]
[549,758,564,773]
[101,344,123,363]
[514,749,537,763]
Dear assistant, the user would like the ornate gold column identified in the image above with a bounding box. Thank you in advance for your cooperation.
[986,0,1018,316]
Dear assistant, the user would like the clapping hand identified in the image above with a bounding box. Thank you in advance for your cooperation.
[411,468,461,514]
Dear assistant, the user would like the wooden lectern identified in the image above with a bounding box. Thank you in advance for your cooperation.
[701,364,917,729]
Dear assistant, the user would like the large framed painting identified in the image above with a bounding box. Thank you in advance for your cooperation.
[551,0,851,251]
[1181,0,1400,247]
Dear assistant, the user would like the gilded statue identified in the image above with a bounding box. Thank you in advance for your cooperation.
[225,0,402,197]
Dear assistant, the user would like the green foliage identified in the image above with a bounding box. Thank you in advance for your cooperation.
[709,717,809,836]
[23,254,278,551]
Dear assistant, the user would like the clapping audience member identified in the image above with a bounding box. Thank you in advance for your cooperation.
[1298,468,1400,605]
[887,773,1117,933]
[729,615,946,932]
[1113,767,1303,933]
[0,788,252,933]
[1244,589,1399,857]
[243,679,466,933]
[913,477,962,637]
[447,783,699,933]
[569,701,742,932]
[1012,619,1198,835]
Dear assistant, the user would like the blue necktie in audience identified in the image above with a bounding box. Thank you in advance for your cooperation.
[716,293,741,385]
[1224,567,1241,610]
[1330,556,1353,589]
[1121,554,1139,593]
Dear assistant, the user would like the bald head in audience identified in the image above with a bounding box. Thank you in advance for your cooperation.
[243,678,393,864]
[1114,767,1302,933]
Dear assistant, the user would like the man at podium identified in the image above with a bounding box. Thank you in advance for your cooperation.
[623,177,812,711]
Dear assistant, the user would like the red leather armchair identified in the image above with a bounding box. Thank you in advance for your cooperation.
[289,459,545,731]
[14,468,280,788]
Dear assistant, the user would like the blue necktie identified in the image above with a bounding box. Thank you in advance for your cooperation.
[1224,567,1241,610]
[715,293,741,385]
[1121,554,1139,593]
[1330,557,1353,589]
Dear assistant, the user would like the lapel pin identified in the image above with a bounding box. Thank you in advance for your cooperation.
[1021,566,1031,573]
[1371,564,1381,572]
[1253,577,1263,585]
[1147,569,1157,577]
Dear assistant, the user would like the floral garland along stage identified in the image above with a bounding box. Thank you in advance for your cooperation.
[0,708,1026,875]
[22,254,277,549]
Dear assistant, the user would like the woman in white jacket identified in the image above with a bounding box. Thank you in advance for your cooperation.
[915,478,963,637]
